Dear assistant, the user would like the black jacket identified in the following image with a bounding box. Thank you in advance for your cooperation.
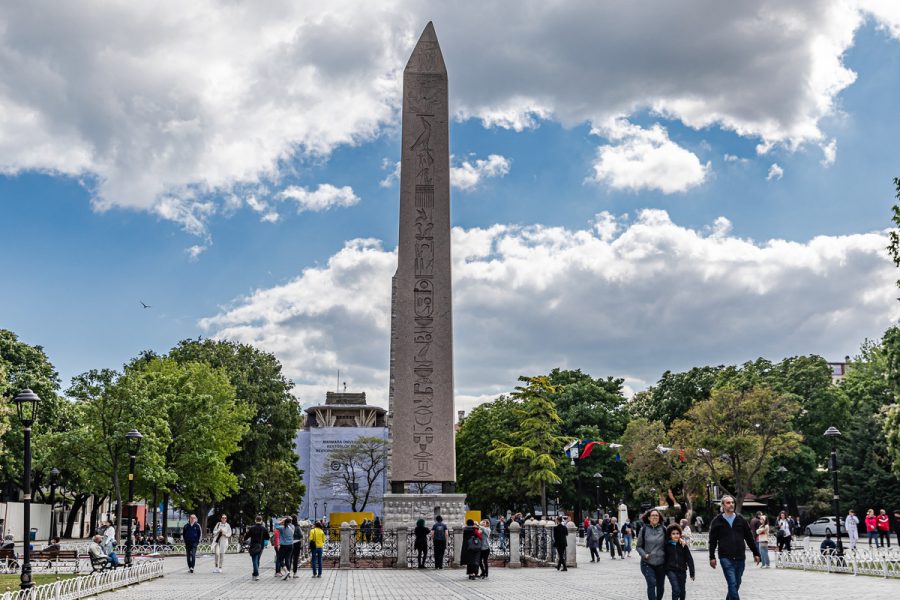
[664,541,695,578]
[708,513,760,560]
[553,524,568,549]
[244,524,268,555]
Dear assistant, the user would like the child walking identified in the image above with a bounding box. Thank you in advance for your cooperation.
[664,524,695,600]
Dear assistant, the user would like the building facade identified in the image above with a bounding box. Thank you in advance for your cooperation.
[296,392,389,521]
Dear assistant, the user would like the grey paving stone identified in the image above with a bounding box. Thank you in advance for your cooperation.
[99,546,899,599]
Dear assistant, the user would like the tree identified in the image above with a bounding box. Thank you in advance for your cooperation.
[621,418,706,520]
[887,176,900,287]
[125,357,252,518]
[675,386,802,512]
[56,369,169,537]
[168,339,304,519]
[456,396,522,512]
[487,376,567,517]
[628,367,722,426]
[318,436,386,512]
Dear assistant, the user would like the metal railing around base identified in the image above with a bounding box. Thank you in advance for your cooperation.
[776,547,900,578]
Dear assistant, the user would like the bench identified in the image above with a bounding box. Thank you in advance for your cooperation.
[90,554,115,572]
[32,549,79,573]
[0,548,18,572]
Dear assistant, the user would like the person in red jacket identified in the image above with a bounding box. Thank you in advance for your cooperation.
[877,509,892,547]
[865,509,879,547]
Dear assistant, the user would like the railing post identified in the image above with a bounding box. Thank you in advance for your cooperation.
[509,521,521,568]
[339,522,351,568]
[396,526,409,569]
[452,526,463,567]
[566,521,577,568]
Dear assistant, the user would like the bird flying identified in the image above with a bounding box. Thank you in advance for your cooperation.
[140,301,151,309]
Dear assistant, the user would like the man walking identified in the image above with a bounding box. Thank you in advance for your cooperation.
[708,495,760,600]
[182,514,202,573]
[243,516,268,581]
[845,509,859,550]
[553,516,568,571]
[431,515,449,569]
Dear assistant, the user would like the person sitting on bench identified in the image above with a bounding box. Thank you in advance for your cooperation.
[89,535,110,569]
[45,537,61,552]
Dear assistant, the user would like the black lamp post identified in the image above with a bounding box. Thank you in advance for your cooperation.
[124,429,143,567]
[314,501,318,521]
[824,426,844,556]
[593,473,603,517]
[13,388,40,591]
[48,467,60,542]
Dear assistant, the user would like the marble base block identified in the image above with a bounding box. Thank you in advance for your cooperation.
[382,493,467,528]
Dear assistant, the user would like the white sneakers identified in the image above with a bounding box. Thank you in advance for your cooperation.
[213,567,222,573]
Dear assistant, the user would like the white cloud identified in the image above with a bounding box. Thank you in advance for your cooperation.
[450,154,511,191]
[277,184,360,213]
[200,211,898,410]
[379,160,401,188]
[0,1,890,235]
[767,163,785,181]
[821,139,837,167]
[590,120,711,193]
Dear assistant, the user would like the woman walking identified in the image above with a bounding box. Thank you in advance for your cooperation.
[308,521,325,577]
[274,517,295,580]
[609,517,624,559]
[877,509,892,547]
[211,514,232,573]
[461,519,482,580]
[622,520,634,557]
[776,511,792,552]
[756,515,770,568]
[290,517,303,577]
[479,519,492,578]
[636,509,666,600]
[586,519,601,562]
[413,518,429,568]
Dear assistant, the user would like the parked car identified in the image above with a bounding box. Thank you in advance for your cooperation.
[804,516,844,536]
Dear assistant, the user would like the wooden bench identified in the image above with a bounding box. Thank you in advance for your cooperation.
[32,549,79,573]
[0,548,18,572]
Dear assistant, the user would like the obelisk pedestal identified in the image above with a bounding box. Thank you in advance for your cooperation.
[383,21,465,529]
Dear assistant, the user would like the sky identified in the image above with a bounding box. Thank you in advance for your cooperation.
[2,1,900,414]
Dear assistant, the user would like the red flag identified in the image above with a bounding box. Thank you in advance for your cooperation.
[580,441,599,459]
[679,449,686,463]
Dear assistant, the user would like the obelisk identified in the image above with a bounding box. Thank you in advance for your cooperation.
[384,22,465,530]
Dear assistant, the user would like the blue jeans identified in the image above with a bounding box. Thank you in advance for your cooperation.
[640,561,666,600]
[666,570,687,600]
[757,541,769,567]
[623,534,632,553]
[250,552,261,577]
[719,557,745,600]
[107,552,119,566]
[310,547,323,576]
[185,542,197,569]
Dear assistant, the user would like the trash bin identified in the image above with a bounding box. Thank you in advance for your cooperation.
[29,528,37,541]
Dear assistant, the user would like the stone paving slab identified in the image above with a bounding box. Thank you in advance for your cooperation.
[97,546,899,600]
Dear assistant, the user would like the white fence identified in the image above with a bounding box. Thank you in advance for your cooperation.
[0,558,164,600]
[59,542,241,556]
[776,546,900,578]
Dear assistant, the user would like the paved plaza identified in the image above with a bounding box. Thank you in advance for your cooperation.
[98,546,898,600]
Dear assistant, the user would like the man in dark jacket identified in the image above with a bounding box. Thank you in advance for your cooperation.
[243,515,268,581]
[553,517,568,571]
[182,514,202,573]
[708,496,760,600]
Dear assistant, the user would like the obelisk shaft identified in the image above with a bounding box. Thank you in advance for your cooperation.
[389,22,454,484]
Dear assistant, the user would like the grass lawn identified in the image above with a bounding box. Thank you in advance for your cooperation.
[0,573,78,592]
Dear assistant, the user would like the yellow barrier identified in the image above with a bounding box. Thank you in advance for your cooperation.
[465,510,482,524]
[326,511,375,539]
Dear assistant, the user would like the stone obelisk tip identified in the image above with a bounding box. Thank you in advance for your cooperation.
[405,21,445,73]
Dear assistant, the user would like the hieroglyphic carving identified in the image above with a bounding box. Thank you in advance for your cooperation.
[410,105,436,479]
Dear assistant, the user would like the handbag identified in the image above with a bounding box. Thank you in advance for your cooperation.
[466,535,482,552]
[309,540,316,551]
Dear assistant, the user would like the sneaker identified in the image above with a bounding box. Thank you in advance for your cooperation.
[253,576,259,581]
[189,569,194,573]
[282,572,290,581]
[275,572,282,577]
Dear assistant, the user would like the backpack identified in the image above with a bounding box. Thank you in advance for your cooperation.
[466,534,483,552]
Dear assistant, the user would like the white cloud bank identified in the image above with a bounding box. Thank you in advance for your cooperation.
[1,1,897,234]
[278,184,360,213]
[450,154,511,191]
[199,211,899,408]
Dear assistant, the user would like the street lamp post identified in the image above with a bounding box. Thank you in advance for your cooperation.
[124,429,143,567]
[48,467,60,542]
[593,473,603,517]
[12,389,40,591]
[314,501,318,521]
[824,427,844,556]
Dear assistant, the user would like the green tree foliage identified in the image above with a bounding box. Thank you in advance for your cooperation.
[125,357,252,510]
[887,176,900,287]
[0,329,73,498]
[318,436,387,512]
[628,367,722,425]
[168,339,304,516]
[676,386,802,512]
[487,376,567,516]
[50,369,169,536]
[456,396,522,512]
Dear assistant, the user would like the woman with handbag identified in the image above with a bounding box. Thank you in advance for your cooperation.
[243,515,268,581]
[211,514,232,573]
[461,519,482,580]
[308,521,325,577]
[413,518,429,568]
